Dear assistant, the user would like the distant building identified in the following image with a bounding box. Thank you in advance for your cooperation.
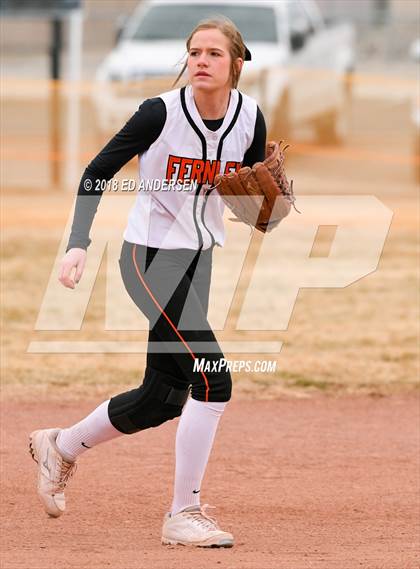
[317,0,419,26]
[317,0,390,25]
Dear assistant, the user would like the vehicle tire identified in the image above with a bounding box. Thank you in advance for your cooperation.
[314,69,353,146]
[414,130,420,185]
[314,108,347,145]
[269,90,291,142]
[344,68,355,101]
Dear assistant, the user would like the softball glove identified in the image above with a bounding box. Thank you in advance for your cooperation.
[214,141,299,233]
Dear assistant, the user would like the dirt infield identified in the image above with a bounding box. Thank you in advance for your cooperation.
[1,394,419,569]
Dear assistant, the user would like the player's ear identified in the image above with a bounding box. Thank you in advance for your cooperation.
[232,58,244,87]
[235,58,244,73]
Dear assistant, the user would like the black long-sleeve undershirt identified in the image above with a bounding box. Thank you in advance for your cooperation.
[66,97,267,252]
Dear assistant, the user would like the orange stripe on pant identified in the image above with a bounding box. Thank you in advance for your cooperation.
[131,244,210,402]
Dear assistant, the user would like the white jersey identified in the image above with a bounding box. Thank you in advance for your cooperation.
[123,85,257,250]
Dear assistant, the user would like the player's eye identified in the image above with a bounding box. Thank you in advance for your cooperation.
[189,50,199,56]
[211,51,221,56]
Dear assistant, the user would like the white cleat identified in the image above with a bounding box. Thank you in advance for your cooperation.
[162,504,234,548]
[29,428,77,518]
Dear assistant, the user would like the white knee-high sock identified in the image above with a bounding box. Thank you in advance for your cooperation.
[171,397,227,516]
[56,400,122,462]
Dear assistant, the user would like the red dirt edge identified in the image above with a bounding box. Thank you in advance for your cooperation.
[1,394,419,569]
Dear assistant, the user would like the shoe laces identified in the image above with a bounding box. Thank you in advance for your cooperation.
[55,458,77,492]
[184,504,219,531]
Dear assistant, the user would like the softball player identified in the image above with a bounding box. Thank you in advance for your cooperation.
[29,17,266,548]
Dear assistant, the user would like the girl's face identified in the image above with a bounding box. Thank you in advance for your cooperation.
[187,28,238,93]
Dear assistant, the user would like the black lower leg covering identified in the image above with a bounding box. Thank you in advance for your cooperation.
[108,367,190,434]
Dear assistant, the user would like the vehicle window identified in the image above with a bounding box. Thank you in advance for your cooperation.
[130,4,278,43]
[288,1,312,35]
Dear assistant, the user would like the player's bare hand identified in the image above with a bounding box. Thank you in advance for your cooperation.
[58,248,87,289]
